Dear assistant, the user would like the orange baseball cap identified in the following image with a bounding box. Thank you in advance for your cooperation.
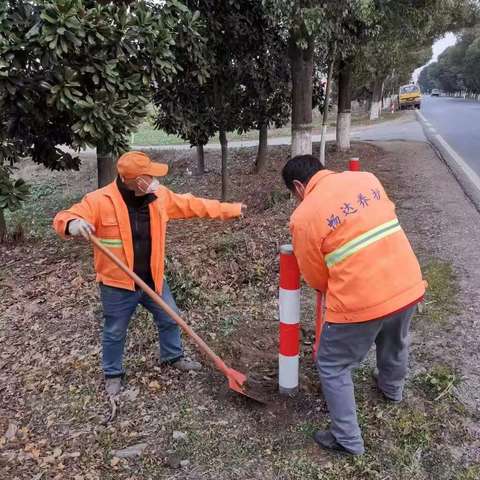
[117,151,168,179]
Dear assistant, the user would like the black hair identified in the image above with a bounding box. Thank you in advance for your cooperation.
[282,154,324,190]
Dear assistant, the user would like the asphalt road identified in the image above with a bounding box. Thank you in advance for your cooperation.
[420,95,480,176]
[352,111,425,143]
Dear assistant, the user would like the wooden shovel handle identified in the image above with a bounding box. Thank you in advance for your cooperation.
[89,233,230,376]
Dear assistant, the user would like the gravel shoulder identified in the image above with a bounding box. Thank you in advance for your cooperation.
[369,140,480,413]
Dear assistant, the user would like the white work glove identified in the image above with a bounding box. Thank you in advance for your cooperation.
[240,203,247,217]
[68,219,95,239]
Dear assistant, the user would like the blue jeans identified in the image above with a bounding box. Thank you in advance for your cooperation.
[99,281,183,377]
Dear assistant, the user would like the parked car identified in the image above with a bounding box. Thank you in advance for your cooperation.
[398,84,422,110]
[431,89,441,97]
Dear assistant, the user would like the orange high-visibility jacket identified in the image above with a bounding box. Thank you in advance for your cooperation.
[290,170,425,323]
[53,181,242,293]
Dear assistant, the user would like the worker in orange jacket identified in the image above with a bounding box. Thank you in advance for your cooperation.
[54,151,244,396]
[282,154,425,455]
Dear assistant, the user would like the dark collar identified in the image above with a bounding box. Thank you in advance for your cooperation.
[116,176,156,209]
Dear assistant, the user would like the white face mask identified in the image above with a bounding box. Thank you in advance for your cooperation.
[145,178,160,193]
[136,177,160,194]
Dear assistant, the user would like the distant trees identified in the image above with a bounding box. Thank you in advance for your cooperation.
[419,27,480,94]
[354,41,432,119]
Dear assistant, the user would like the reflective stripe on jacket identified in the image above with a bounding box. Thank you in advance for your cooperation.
[290,170,425,323]
[53,181,242,293]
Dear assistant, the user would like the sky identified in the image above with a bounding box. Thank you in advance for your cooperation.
[412,32,457,81]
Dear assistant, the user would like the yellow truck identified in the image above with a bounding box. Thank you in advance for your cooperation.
[398,84,422,110]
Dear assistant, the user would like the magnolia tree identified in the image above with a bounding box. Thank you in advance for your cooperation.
[155,0,293,200]
[0,137,29,240]
[235,13,292,173]
[0,0,205,237]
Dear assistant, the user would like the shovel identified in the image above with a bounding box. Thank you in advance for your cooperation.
[89,233,265,404]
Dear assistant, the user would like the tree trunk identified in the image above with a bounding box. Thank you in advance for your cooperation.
[369,77,384,120]
[319,42,337,166]
[254,123,268,173]
[196,144,205,175]
[0,208,6,242]
[336,58,353,152]
[97,143,117,188]
[289,33,314,158]
[219,128,228,201]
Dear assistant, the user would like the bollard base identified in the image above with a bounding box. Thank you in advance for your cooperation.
[279,386,298,397]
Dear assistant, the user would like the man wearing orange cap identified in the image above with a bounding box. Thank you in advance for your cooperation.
[54,151,244,395]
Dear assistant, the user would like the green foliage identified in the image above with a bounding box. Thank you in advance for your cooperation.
[219,314,240,337]
[296,421,317,438]
[153,0,214,147]
[234,5,292,135]
[420,26,480,93]
[0,0,204,229]
[354,39,432,100]
[28,183,56,201]
[455,465,480,480]
[0,123,30,223]
[0,0,204,169]
[415,365,461,401]
[390,408,432,459]
[354,0,478,101]
[264,0,377,52]
[154,1,292,149]
[420,260,458,324]
[0,166,29,211]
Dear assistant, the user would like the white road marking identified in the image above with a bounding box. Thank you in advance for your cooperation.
[417,110,428,123]
[434,134,480,191]
[417,111,480,192]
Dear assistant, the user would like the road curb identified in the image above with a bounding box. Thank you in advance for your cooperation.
[415,110,480,212]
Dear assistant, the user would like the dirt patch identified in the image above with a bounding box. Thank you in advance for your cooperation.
[1,140,479,479]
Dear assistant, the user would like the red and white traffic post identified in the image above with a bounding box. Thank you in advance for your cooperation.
[349,157,361,171]
[278,244,301,395]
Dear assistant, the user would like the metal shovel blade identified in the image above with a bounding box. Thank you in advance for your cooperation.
[226,368,267,404]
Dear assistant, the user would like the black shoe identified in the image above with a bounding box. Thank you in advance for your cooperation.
[372,368,402,404]
[313,430,360,456]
